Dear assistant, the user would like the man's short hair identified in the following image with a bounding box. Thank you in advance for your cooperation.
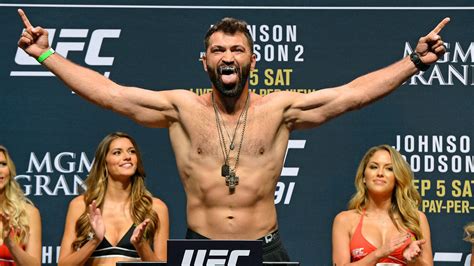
[204,17,254,52]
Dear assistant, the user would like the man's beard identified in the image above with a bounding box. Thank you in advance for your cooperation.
[207,62,251,98]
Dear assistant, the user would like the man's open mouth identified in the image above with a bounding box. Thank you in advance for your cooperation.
[219,65,237,75]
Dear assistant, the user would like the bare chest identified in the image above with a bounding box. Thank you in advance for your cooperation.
[179,105,286,159]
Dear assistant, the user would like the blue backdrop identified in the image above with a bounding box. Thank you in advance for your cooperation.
[1,1,473,265]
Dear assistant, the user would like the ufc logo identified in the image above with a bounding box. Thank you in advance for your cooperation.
[11,28,120,77]
[181,249,251,266]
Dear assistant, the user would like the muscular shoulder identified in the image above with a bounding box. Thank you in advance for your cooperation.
[257,91,299,108]
[263,89,334,107]
[170,89,200,98]
[170,89,204,105]
[152,89,202,112]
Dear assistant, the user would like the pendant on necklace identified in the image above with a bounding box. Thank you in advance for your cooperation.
[225,170,239,190]
[221,164,230,177]
[230,143,235,150]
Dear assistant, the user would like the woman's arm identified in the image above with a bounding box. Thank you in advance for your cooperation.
[332,211,358,266]
[3,205,42,266]
[131,198,169,262]
[407,211,433,266]
[58,197,104,266]
[152,198,169,261]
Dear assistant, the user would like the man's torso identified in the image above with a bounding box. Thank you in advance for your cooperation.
[168,91,291,239]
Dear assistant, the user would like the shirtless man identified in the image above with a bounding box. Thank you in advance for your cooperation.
[17,9,449,261]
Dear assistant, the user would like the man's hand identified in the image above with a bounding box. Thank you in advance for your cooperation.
[415,17,450,65]
[17,9,50,58]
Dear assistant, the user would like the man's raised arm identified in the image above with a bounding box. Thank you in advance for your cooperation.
[284,18,450,130]
[17,9,179,128]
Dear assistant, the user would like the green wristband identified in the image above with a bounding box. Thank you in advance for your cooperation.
[37,48,55,63]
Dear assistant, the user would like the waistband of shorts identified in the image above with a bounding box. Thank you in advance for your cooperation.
[258,229,280,244]
[186,228,280,244]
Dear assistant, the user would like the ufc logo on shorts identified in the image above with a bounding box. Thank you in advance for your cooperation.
[181,249,251,266]
[11,28,121,77]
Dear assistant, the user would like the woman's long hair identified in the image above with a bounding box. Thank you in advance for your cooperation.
[464,222,474,244]
[72,132,159,250]
[0,145,32,245]
[348,144,423,239]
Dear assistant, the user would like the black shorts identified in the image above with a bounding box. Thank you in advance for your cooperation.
[185,228,291,262]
